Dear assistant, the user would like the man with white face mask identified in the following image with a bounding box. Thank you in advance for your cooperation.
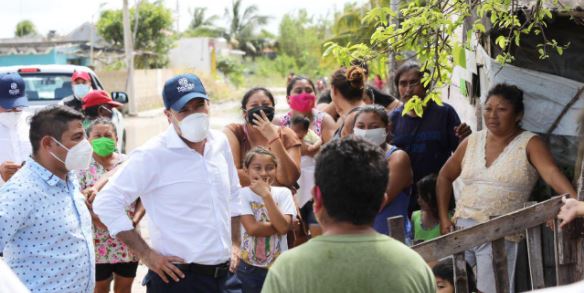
[0,73,32,186]
[61,70,93,112]
[0,105,95,292]
[94,74,242,293]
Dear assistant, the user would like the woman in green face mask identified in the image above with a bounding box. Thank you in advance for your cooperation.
[75,118,145,293]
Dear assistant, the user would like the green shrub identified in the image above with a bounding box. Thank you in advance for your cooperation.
[216,57,244,87]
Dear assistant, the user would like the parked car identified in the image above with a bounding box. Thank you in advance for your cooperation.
[0,64,129,152]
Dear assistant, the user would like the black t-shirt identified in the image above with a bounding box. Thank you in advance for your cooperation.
[62,95,83,112]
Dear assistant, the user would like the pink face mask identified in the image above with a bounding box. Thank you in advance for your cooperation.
[289,93,316,113]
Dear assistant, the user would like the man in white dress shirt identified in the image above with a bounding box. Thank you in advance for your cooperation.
[94,74,242,293]
[0,258,30,293]
[0,73,32,187]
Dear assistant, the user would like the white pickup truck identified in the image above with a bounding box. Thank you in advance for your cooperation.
[0,64,128,152]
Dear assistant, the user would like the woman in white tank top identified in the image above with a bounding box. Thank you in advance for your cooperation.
[436,84,576,293]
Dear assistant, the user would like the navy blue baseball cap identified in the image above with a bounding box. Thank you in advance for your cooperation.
[162,74,208,111]
[0,73,28,109]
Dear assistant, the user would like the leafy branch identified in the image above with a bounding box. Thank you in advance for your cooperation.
[323,0,569,116]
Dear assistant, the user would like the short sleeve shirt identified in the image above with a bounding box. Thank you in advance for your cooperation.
[240,186,296,268]
[389,101,461,182]
[262,233,436,293]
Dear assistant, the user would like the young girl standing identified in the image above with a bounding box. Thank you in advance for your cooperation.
[412,174,446,244]
[237,147,296,293]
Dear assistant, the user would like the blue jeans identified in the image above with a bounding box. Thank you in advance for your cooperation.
[236,261,268,293]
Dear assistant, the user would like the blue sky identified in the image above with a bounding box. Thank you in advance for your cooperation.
[0,0,363,38]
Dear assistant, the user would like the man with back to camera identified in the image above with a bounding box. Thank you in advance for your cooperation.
[94,73,242,292]
[262,136,436,293]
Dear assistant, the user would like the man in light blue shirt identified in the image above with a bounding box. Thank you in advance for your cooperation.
[0,105,95,292]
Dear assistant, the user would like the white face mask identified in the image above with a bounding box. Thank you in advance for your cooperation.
[73,84,91,100]
[353,127,387,146]
[49,138,94,171]
[174,112,210,143]
[0,111,22,128]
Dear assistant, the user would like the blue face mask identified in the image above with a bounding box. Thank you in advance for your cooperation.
[73,84,91,100]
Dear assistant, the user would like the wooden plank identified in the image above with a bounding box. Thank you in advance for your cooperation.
[557,227,577,265]
[526,224,546,289]
[524,201,545,289]
[453,253,469,293]
[542,225,557,286]
[492,238,510,293]
[554,218,578,285]
[413,195,564,262]
[387,215,405,243]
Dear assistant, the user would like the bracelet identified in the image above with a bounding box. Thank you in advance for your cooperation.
[268,136,280,145]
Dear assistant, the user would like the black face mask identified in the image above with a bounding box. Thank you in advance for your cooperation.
[246,106,275,123]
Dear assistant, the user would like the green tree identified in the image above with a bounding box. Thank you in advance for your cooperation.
[323,1,390,80]
[326,3,378,46]
[15,20,37,37]
[224,0,269,57]
[216,56,244,87]
[97,0,174,69]
[324,0,568,116]
[185,7,223,37]
[278,9,334,77]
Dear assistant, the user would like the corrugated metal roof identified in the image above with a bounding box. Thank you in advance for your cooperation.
[0,23,105,47]
[517,0,584,11]
[65,22,103,44]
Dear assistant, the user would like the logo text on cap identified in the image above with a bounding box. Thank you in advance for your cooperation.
[8,82,20,96]
[177,77,195,93]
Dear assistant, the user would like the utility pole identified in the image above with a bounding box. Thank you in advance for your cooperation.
[91,3,107,67]
[123,0,137,115]
[176,0,180,32]
[90,24,94,66]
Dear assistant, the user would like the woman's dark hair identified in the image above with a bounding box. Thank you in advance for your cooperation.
[485,83,524,114]
[241,87,275,110]
[87,117,117,138]
[432,258,477,291]
[286,76,316,96]
[354,104,389,127]
[432,259,454,285]
[394,62,424,89]
[29,105,85,155]
[330,66,365,102]
[243,147,278,169]
[291,115,310,132]
[416,174,439,217]
[315,137,388,225]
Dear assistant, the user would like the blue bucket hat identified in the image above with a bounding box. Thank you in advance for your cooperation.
[0,73,28,109]
[162,74,208,112]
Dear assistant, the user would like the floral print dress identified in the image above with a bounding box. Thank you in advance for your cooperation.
[77,154,139,264]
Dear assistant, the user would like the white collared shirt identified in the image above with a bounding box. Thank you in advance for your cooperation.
[0,258,30,293]
[0,111,32,186]
[93,126,242,265]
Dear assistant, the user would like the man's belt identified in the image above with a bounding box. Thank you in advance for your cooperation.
[174,262,230,278]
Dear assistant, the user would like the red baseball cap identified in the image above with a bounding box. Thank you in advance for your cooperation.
[82,90,122,110]
[71,71,91,82]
